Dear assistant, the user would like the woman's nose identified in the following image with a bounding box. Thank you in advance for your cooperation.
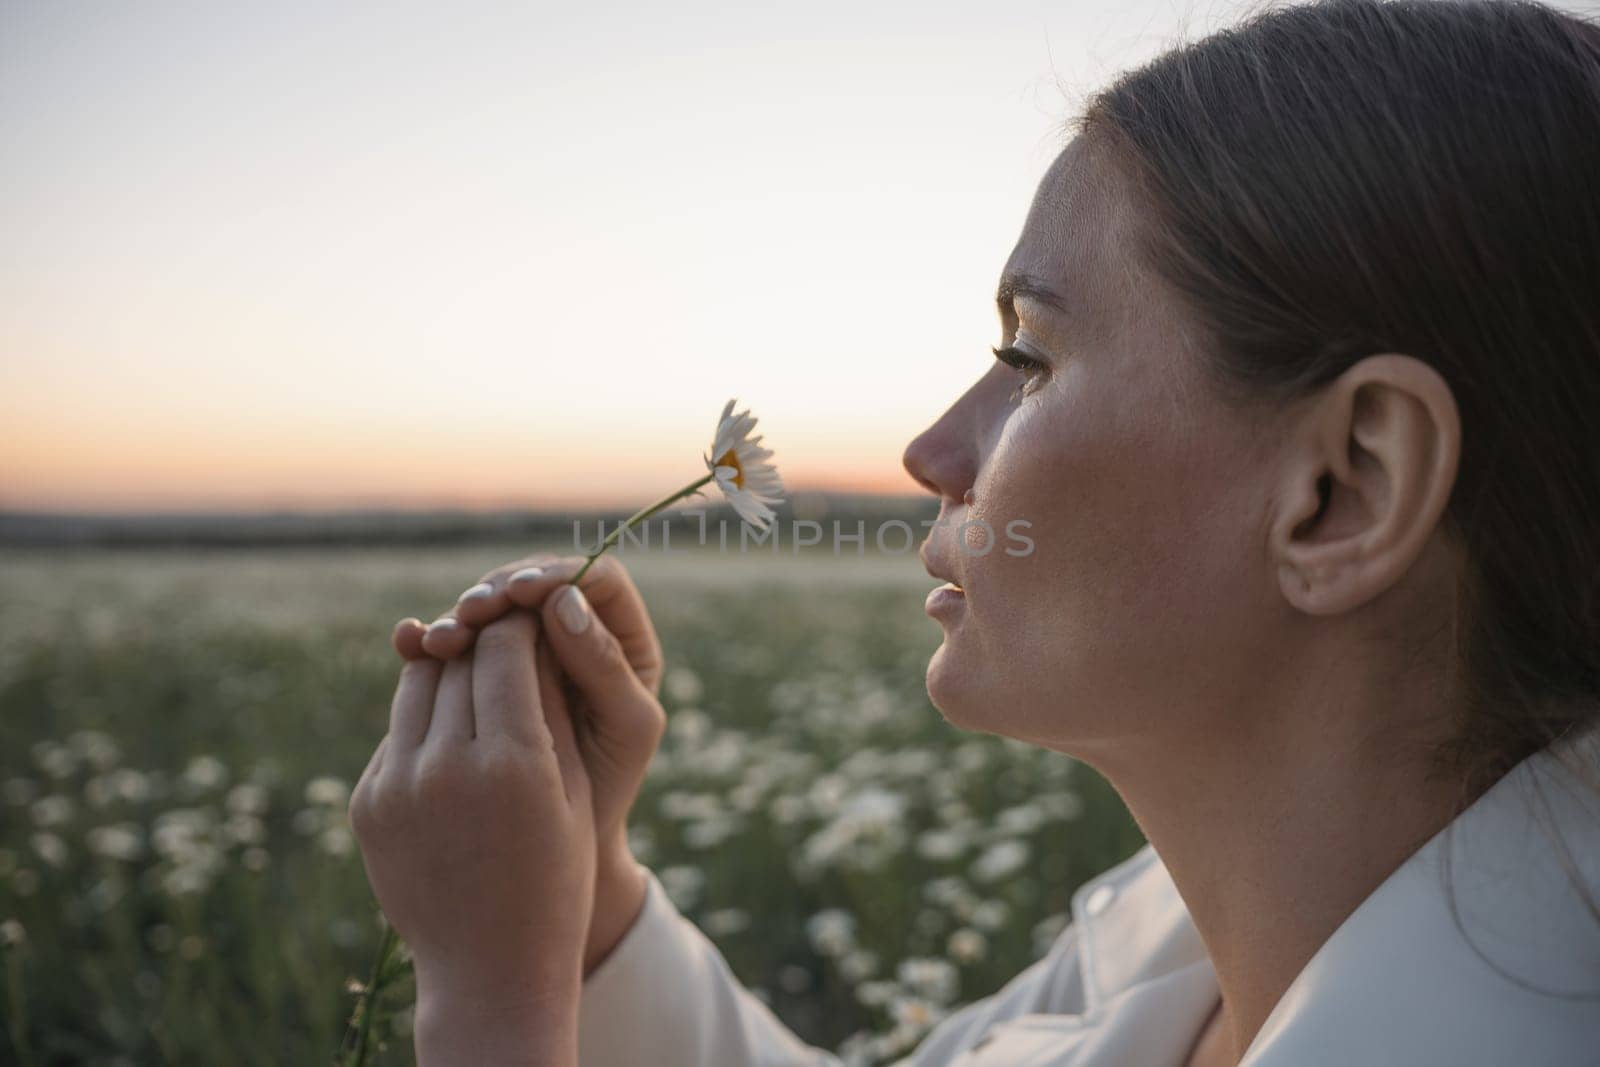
[902,412,977,504]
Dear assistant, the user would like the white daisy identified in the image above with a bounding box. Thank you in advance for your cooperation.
[703,398,784,528]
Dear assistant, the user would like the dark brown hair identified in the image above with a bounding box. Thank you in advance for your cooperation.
[1077,0,1600,809]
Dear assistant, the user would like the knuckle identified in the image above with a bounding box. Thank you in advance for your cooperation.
[349,778,392,837]
[477,742,535,786]
[411,756,464,804]
[594,631,631,674]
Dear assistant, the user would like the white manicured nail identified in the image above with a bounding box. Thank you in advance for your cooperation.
[556,585,591,634]
[457,582,494,604]
[509,566,545,585]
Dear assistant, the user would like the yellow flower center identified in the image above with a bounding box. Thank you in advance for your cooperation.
[716,448,745,488]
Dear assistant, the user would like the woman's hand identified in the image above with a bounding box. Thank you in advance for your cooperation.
[350,612,595,1066]
[391,554,668,977]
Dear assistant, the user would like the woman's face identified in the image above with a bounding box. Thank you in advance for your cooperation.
[903,136,1285,761]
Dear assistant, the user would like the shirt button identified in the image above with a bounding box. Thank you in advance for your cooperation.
[1084,884,1117,916]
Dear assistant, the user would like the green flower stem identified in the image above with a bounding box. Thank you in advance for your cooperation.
[569,472,715,585]
[341,920,402,1067]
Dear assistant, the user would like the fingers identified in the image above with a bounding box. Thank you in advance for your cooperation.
[425,656,475,745]
[400,554,558,662]
[419,614,473,660]
[389,657,444,750]
[470,612,547,748]
[536,637,588,806]
[540,584,662,744]
[357,732,390,790]
[509,556,664,695]
[451,554,558,628]
[397,553,663,701]
[392,618,428,660]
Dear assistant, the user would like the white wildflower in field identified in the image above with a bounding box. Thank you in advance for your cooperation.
[86,823,144,862]
[915,827,972,862]
[668,708,712,745]
[854,979,899,1008]
[923,876,978,913]
[946,927,988,964]
[768,794,808,826]
[838,948,880,981]
[971,838,1031,883]
[182,755,228,792]
[896,957,960,1004]
[890,993,947,1033]
[163,849,223,897]
[319,825,354,857]
[1039,790,1085,821]
[569,397,784,585]
[805,908,857,956]
[663,666,704,705]
[658,865,706,911]
[970,898,1010,931]
[30,832,68,868]
[107,768,152,803]
[29,795,73,827]
[660,790,723,822]
[224,814,266,846]
[682,814,741,850]
[226,783,269,815]
[953,741,991,773]
[68,730,120,771]
[304,776,350,808]
[31,741,76,780]
[996,802,1046,836]
[700,907,751,937]
[703,399,784,529]
[152,809,215,862]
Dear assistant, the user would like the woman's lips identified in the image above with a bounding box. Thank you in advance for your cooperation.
[924,581,966,617]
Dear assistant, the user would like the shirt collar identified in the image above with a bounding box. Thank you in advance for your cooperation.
[1069,723,1600,1063]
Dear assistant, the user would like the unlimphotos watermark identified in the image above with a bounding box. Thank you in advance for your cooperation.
[569,510,1035,557]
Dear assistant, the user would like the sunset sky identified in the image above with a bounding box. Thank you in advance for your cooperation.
[7,1,1590,513]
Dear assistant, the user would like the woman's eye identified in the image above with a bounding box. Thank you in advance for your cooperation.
[991,345,1050,401]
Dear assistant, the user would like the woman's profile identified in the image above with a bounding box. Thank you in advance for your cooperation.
[346,0,1600,1063]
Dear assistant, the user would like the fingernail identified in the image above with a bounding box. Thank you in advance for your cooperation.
[457,582,494,604]
[556,585,591,634]
[509,566,545,585]
[426,617,459,636]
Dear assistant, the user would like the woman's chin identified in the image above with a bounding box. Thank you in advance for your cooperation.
[924,641,982,726]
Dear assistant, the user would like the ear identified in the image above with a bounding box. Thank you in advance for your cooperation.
[1270,354,1461,616]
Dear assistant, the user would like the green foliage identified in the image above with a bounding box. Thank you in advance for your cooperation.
[0,545,1143,1066]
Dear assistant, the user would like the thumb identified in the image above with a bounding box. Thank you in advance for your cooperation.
[542,584,667,754]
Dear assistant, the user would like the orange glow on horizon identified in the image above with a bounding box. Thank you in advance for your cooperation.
[0,407,922,514]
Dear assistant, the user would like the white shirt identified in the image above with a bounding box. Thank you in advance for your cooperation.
[577,726,1600,1065]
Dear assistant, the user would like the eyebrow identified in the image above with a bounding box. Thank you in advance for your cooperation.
[995,272,1070,316]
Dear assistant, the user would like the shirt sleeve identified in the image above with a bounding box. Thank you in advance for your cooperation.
[577,865,844,1066]
[578,864,1087,1067]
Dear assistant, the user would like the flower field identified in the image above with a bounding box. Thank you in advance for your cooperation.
[0,544,1144,1065]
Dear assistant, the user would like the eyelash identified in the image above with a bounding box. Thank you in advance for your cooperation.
[991,344,1050,401]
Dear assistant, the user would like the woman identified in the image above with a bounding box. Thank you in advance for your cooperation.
[347,0,1600,1063]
